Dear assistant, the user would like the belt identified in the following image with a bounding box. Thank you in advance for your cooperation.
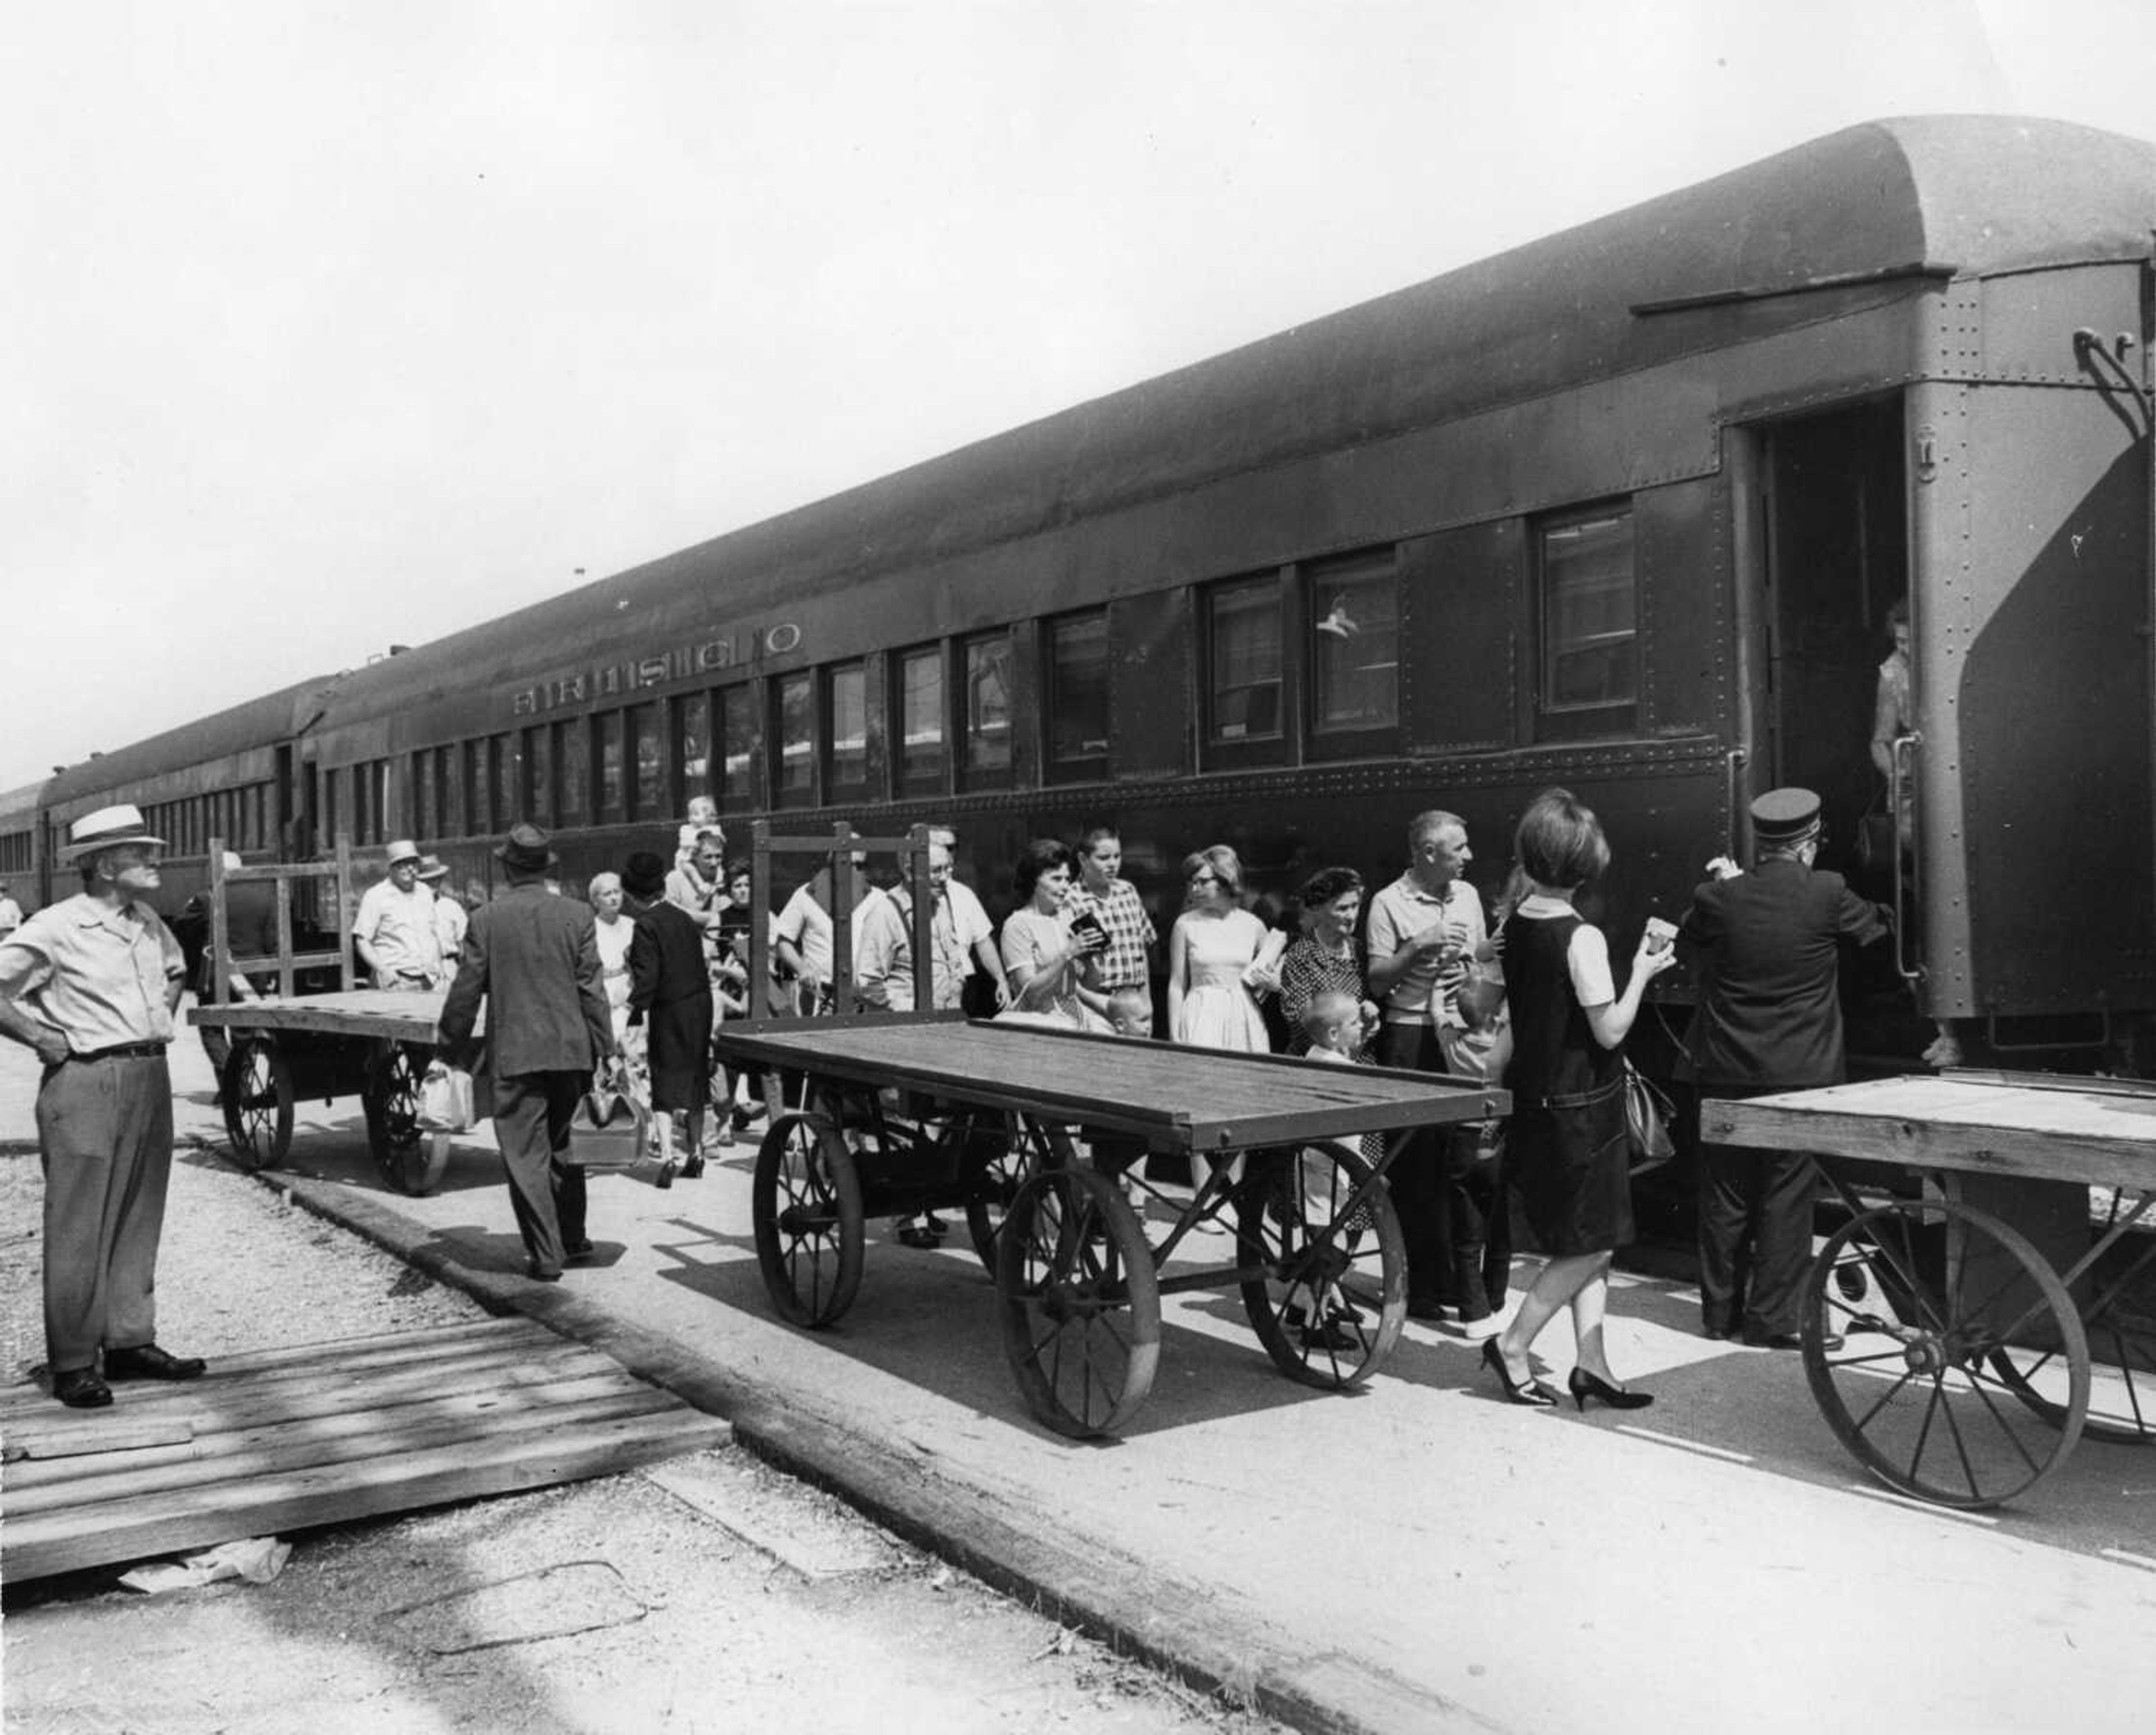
[70,1041,170,1063]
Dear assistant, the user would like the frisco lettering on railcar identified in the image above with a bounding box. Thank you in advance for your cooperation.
[508,621,803,717]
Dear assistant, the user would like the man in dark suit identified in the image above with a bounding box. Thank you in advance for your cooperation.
[438,823,614,1281]
[1678,788,1890,1349]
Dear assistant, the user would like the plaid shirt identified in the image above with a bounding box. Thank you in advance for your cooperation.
[1064,877,1156,991]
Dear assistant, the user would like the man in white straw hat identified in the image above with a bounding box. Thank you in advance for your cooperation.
[0,804,205,1408]
[353,839,444,990]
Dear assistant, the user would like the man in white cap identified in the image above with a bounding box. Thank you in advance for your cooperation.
[0,804,204,1408]
[353,839,443,989]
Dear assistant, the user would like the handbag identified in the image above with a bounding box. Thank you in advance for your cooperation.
[1621,1059,1676,1173]
[417,1060,476,1133]
[582,1062,635,1130]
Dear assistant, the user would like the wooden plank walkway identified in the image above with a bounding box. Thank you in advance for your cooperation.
[1,1318,729,1582]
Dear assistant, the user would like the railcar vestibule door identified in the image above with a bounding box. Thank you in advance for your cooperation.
[1753,397,1908,881]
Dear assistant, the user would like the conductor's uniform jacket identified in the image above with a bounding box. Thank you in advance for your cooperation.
[1678,857,1888,1339]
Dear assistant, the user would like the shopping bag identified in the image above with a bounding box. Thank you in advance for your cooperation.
[417,1060,476,1133]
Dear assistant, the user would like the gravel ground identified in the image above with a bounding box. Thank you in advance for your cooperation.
[1,1138,1289,1735]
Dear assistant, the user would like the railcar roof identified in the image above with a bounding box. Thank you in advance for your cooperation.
[308,114,2156,725]
[44,673,348,808]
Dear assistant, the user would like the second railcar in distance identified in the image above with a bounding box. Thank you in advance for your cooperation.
[44,115,2156,1072]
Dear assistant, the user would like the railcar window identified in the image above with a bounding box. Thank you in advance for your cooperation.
[413,752,437,841]
[896,645,945,789]
[464,740,487,837]
[775,671,815,807]
[1309,555,1399,735]
[718,686,754,808]
[322,774,340,852]
[367,760,390,844]
[554,720,590,826]
[825,662,867,796]
[523,726,554,827]
[961,633,1013,783]
[1207,577,1283,745]
[488,735,510,831]
[433,746,456,838]
[673,693,710,811]
[1538,507,1637,722]
[595,711,626,823]
[630,704,663,820]
[1046,610,1109,781]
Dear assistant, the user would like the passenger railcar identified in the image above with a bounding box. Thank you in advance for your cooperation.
[25,116,2156,1074]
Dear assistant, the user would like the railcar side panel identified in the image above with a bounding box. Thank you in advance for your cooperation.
[1948,384,2153,1020]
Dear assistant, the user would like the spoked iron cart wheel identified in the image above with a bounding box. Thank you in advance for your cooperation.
[1984,1185,2156,1445]
[1803,1197,2088,1509]
[751,1111,864,1327]
[220,1035,293,1173]
[364,1040,453,1197]
[1236,1143,1407,1390]
[997,1166,1160,1438]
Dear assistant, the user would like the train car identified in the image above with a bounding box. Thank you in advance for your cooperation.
[280,115,2152,1073]
[0,778,51,922]
[39,674,349,921]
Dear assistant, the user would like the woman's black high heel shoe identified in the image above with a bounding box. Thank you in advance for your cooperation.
[1568,1367,1653,1411]
[1482,1339,1555,1407]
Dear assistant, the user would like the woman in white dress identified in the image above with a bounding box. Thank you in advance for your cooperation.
[588,869,646,1136]
[1167,845,1283,1051]
[1167,845,1286,1202]
[998,839,1109,1029]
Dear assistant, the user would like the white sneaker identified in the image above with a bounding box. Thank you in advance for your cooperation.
[1452,1315,1503,1343]
[1921,1033,1964,1069]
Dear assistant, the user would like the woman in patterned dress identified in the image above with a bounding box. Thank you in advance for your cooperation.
[1277,866,1377,1057]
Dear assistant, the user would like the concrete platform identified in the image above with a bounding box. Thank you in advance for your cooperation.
[6,1012,2156,1734]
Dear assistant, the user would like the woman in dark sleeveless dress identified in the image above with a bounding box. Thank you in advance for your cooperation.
[1484,790,1676,1409]
[623,850,715,1190]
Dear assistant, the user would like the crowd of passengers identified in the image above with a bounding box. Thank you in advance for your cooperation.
[362,776,1884,1409]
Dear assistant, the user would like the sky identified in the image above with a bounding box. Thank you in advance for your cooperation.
[4,0,2152,794]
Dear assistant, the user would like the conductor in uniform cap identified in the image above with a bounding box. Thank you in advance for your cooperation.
[0,804,204,1407]
[1678,788,1890,1350]
[437,823,615,1280]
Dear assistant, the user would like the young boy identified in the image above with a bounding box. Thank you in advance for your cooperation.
[1300,990,1364,1064]
[1106,983,1154,1040]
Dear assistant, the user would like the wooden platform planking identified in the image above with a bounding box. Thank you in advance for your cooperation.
[0,1318,728,1582]
[1703,1073,2156,1191]
[716,1015,1508,1147]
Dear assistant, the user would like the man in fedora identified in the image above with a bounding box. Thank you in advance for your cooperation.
[1679,787,1891,1349]
[354,839,444,990]
[437,823,614,1280]
[0,804,204,1408]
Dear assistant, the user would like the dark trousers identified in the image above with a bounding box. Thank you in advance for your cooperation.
[1698,1129,1817,1339]
[1442,1125,1511,1320]
[38,1052,175,1372]
[492,1070,589,1275]
[1376,1022,1451,1306]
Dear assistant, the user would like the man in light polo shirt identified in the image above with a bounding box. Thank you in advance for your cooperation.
[0,804,204,1409]
[354,839,444,988]
[1365,809,1488,1322]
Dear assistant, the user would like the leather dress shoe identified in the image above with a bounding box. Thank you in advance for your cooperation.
[1744,1329,1842,1352]
[564,1238,596,1264]
[104,1343,206,1382]
[1406,1298,1451,1322]
[527,1264,564,1283]
[54,1368,113,1409]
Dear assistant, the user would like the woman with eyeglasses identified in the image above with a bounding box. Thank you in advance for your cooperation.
[1167,845,1285,1054]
